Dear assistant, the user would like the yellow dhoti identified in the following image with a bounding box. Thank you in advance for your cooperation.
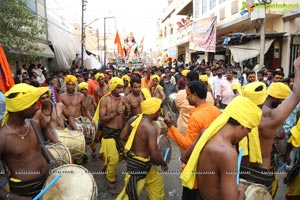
[117,152,164,200]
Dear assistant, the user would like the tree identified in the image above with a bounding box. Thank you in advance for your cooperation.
[0,0,46,61]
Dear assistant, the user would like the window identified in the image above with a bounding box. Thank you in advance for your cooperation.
[210,0,216,9]
[24,0,37,12]
[195,0,201,18]
[203,0,208,14]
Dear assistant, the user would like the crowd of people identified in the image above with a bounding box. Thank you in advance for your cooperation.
[0,56,300,199]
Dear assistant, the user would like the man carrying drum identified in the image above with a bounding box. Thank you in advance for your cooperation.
[0,84,50,199]
[239,56,300,197]
[94,77,130,194]
[34,90,77,144]
[117,97,167,200]
[164,80,221,199]
[181,96,262,200]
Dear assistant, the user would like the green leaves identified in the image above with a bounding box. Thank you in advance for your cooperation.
[0,0,46,60]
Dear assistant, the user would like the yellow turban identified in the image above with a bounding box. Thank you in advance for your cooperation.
[125,98,162,151]
[289,118,300,147]
[180,96,262,189]
[231,82,242,96]
[95,73,105,81]
[199,75,208,82]
[2,83,49,125]
[109,77,124,92]
[93,77,124,123]
[64,75,77,84]
[267,82,291,99]
[78,82,88,90]
[182,70,190,77]
[151,74,160,82]
[242,81,267,105]
[122,75,131,83]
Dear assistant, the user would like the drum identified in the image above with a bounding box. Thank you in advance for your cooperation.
[152,117,168,135]
[168,93,178,114]
[53,130,86,160]
[41,164,98,200]
[75,117,96,145]
[46,143,72,166]
[240,179,272,200]
[157,134,172,163]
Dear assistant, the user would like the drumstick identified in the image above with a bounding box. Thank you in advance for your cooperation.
[277,162,287,172]
[236,148,244,184]
[33,173,62,200]
[164,147,170,161]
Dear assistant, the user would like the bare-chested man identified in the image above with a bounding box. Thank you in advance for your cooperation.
[34,90,77,144]
[180,96,262,200]
[239,56,300,197]
[117,97,167,200]
[124,76,151,117]
[78,82,97,116]
[150,74,166,102]
[0,84,50,199]
[94,73,109,103]
[59,75,93,124]
[97,77,130,194]
[121,74,132,96]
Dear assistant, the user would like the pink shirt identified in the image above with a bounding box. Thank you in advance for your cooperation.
[216,78,239,105]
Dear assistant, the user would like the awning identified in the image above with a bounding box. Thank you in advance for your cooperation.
[36,43,55,58]
[227,39,274,62]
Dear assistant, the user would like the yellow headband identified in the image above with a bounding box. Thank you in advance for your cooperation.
[151,74,160,82]
[181,96,262,189]
[78,82,88,90]
[64,75,77,84]
[141,97,162,114]
[3,84,49,125]
[182,70,190,77]
[242,82,267,105]
[199,75,208,82]
[95,73,105,81]
[121,75,131,83]
[267,82,291,99]
[109,77,124,92]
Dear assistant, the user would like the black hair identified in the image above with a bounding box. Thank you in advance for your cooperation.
[228,117,241,126]
[130,76,141,86]
[186,71,199,82]
[187,80,207,99]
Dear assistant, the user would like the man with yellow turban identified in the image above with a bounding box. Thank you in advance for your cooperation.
[238,56,300,197]
[0,83,51,198]
[180,96,262,200]
[60,74,94,164]
[117,97,167,200]
[94,72,109,103]
[121,74,131,95]
[97,77,130,194]
[123,76,151,118]
[176,69,190,91]
[150,74,166,102]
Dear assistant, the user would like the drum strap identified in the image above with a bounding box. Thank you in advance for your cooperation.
[29,120,59,169]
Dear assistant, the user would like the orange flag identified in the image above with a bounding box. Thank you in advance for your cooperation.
[0,46,14,93]
[114,31,124,57]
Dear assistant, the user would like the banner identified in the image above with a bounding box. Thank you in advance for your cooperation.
[189,16,217,52]
[0,46,14,93]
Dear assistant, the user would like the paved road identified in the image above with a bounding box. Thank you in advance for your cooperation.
[0,140,287,199]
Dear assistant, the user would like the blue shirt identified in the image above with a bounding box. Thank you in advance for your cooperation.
[0,91,5,120]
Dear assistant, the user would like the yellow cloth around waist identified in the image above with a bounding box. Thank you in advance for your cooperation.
[239,127,263,163]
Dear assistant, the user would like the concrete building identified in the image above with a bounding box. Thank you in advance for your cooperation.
[158,0,300,74]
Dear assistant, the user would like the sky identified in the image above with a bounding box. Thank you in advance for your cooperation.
[46,0,168,50]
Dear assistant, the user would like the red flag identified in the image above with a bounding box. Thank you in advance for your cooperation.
[0,46,14,93]
[114,31,124,57]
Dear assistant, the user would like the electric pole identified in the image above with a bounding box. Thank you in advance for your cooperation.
[81,0,87,69]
